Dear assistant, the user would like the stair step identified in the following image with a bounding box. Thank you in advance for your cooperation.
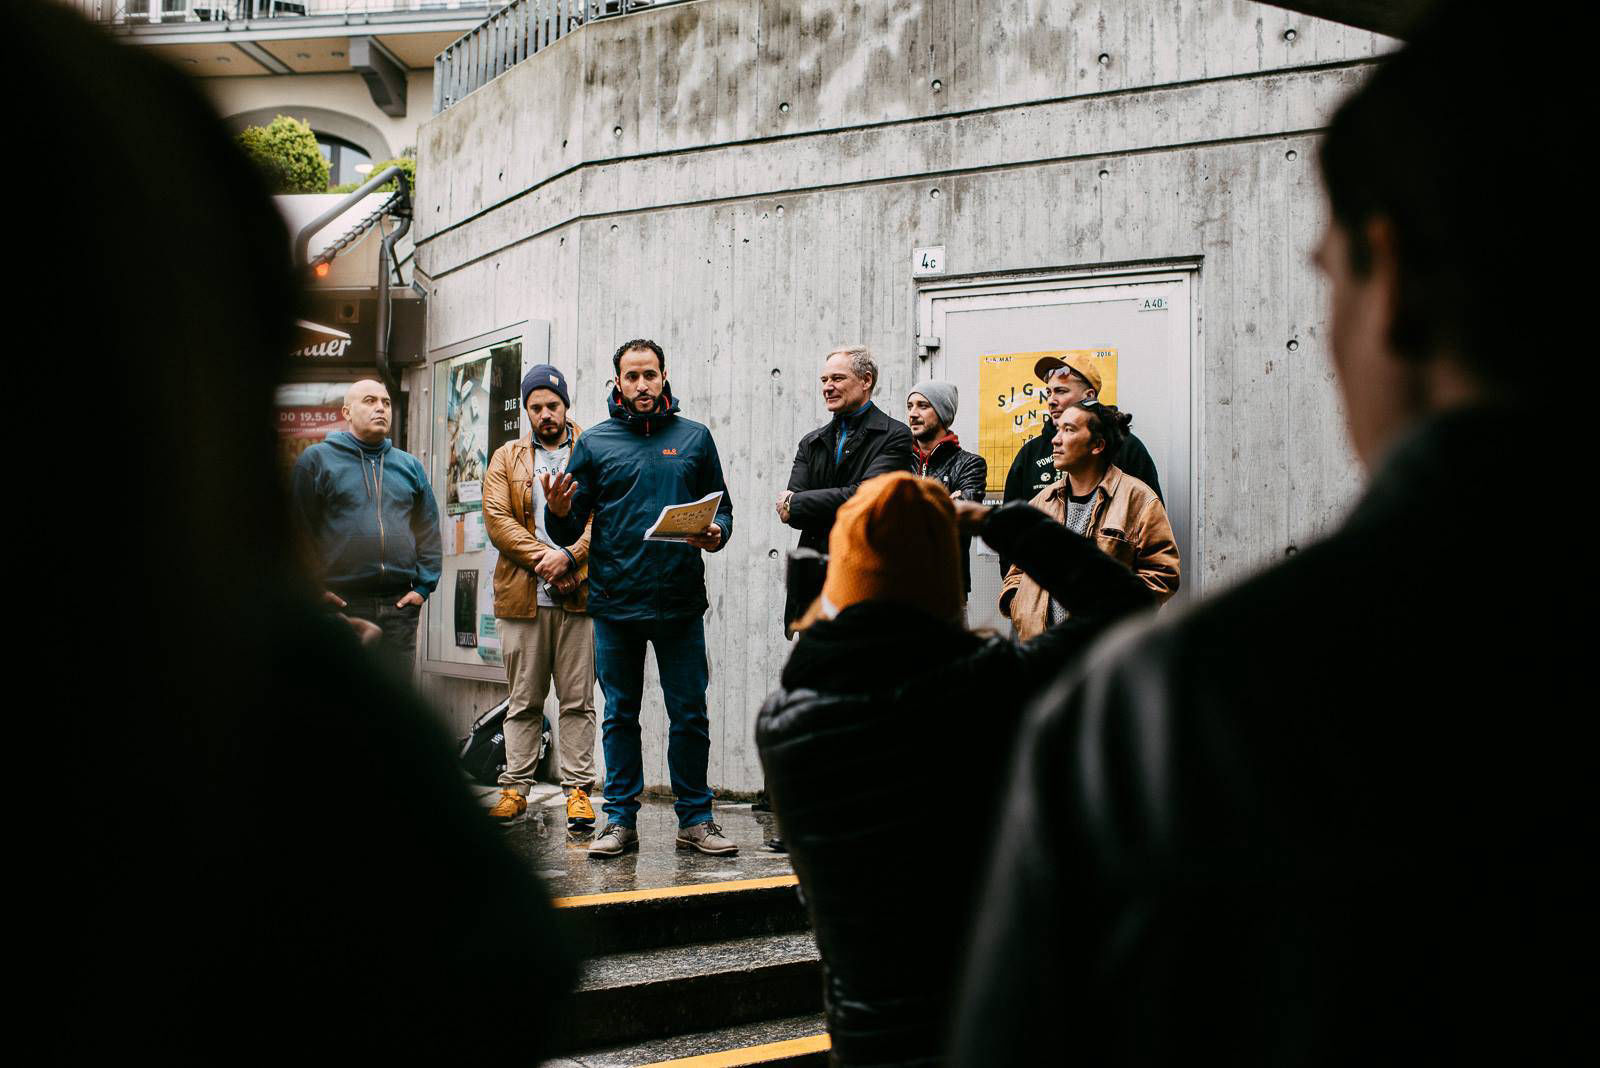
[545,1013,828,1067]
[555,932,823,1053]
[555,875,809,956]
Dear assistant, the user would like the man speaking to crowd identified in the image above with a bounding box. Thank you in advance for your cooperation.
[544,339,738,858]
[776,345,913,634]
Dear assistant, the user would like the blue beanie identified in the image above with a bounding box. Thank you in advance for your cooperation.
[521,364,571,409]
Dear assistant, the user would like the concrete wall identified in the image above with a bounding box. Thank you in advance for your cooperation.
[412,0,1393,790]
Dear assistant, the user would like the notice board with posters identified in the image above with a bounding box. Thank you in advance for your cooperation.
[423,320,551,680]
[977,349,1118,495]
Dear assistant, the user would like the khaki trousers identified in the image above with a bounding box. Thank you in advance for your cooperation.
[498,609,596,794]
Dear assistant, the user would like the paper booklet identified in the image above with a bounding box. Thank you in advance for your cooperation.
[644,491,724,543]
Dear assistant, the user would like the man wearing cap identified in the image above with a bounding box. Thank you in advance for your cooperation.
[481,364,598,836]
[906,380,987,606]
[291,378,442,670]
[777,345,914,635]
[1001,354,1162,506]
[757,473,1155,1064]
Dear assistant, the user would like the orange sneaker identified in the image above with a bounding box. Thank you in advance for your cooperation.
[566,787,596,834]
[488,788,527,822]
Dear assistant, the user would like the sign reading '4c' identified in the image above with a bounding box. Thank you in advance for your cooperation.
[913,245,946,277]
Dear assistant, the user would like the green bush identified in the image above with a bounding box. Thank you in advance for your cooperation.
[362,156,417,197]
[329,156,415,198]
[236,115,329,194]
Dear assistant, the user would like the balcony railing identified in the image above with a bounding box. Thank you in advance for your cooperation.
[74,1,487,25]
[434,0,692,113]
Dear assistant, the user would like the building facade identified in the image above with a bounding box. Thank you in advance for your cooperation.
[70,0,500,173]
[410,0,1395,793]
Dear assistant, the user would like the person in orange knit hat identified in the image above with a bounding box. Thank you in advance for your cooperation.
[797,471,964,629]
[757,471,1158,1065]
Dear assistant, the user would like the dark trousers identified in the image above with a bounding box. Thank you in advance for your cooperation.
[339,593,421,672]
[593,615,713,829]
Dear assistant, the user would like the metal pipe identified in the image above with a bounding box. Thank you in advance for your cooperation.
[292,163,407,268]
[376,178,414,447]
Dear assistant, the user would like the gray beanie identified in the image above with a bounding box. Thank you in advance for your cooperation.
[907,380,958,429]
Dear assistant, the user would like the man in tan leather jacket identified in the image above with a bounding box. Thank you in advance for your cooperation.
[1000,404,1179,640]
[481,364,597,835]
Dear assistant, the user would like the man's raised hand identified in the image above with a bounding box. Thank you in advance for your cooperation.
[542,471,579,516]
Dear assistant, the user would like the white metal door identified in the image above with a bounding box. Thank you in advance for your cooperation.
[920,270,1195,632]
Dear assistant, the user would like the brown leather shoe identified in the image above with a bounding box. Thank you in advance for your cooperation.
[675,821,738,856]
[488,788,527,822]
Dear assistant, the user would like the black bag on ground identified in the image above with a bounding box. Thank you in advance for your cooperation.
[458,699,552,786]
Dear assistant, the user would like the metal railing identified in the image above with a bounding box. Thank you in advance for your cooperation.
[73,0,483,24]
[433,0,692,113]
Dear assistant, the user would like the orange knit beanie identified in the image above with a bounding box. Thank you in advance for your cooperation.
[812,472,963,625]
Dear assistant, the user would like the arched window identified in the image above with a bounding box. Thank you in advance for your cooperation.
[316,133,372,188]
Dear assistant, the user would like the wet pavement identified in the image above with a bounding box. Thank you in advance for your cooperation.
[476,785,793,898]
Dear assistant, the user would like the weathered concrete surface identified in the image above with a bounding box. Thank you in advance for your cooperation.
[413,0,1393,789]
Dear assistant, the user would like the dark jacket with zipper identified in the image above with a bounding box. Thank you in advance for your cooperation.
[913,436,987,594]
[954,406,1585,1066]
[999,420,1163,574]
[783,402,914,626]
[756,503,1156,1067]
[291,431,442,598]
[547,386,733,624]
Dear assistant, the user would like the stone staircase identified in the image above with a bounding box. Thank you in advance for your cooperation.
[545,875,829,1066]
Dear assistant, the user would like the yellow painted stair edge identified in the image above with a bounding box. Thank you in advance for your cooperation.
[640,1033,831,1067]
[551,874,800,909]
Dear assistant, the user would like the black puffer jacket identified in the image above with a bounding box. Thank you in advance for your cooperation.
[756,504,1156,1066]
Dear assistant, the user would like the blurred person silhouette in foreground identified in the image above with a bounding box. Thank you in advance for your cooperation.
[24,3,574,1057]
[955,2,1579,1062]
[757,472,1156,1065]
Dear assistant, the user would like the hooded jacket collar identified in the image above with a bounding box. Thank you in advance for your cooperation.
[326,430,392,457]
[607,383,681,435]
[913,432,961,469]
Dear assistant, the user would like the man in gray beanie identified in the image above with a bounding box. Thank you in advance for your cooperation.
[907,381,987,605]
[481,362,598,836]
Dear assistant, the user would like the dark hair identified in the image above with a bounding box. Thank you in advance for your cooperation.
[1317,2,1525,391]
[612,338,665,375]
[1070,401,1132,462]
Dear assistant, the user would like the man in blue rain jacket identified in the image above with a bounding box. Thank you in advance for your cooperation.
[544,339,737,859]
[291,378,442,669]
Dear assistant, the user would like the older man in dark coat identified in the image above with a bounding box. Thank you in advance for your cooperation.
[775,344,913,634]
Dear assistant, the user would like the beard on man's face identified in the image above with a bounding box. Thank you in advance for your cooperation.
[535,417,565,444]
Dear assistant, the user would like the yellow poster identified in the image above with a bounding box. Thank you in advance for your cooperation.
[978,349,1118,494]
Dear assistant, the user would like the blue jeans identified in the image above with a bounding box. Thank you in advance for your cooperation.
[593,616,714,829]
